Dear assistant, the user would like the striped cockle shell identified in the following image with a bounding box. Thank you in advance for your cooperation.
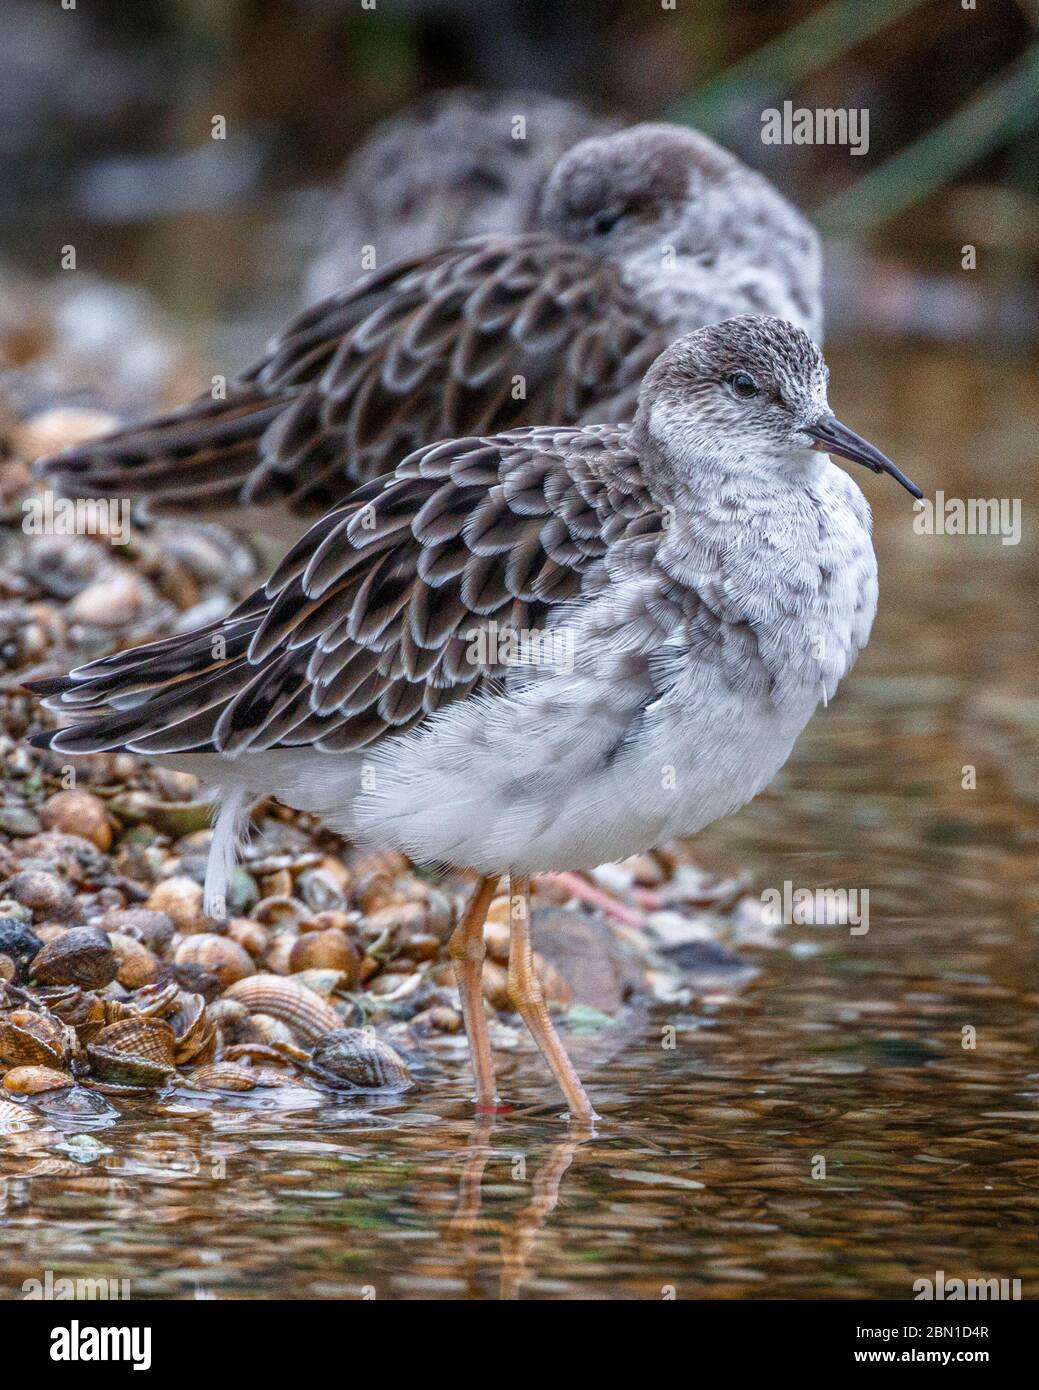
[186,1063,257,1092]
[86,1016,175,1088]
[36,985,107,1043]
[3,1065,75,1094]
[222,974,341,1043]
[224,1040,309,1067]
[206,998,249,1043]
[165,991,214,1064]
[0,1009,74,1068]
[240,1013,295,1048]
[0,1096,36,1130]
[126,981,181,1018]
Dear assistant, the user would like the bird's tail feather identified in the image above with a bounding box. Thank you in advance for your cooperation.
[204,782,252,919]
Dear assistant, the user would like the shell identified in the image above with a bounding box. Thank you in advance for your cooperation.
[247,1067,297,1088]
[423,888,454,941]
[400,932,439,962]
[40,791,112,852]
[36,985,107,1042]
[0,1097,36,1130]
[426,1005,463,1034]
[226,918,269,961]
[296,868,348,914]
[126,981,180,1018]
[222,974,341,1044]
[99,908,175,954]
[264,933,297,975]
[90,1015,176,1064]
[108,933,159,990]
[225,1041,309,1066]
[30,926,117,988]
[240,1013,295,1047]
[186,1063,257,1092]
[481,961,509,1010]
[108,792,213,838]
[0,1009,75,1067]
[253,896,309,931]
[145,877,208,933]
[1,870,78,923]
[174,934,255,989]
[363,902,428,955]
[288,928,360,980]
[165,991,214,1064]
[307,1029,413,1092]
[206,998,249,1042]
[86,1016,175,1087]
[3,1065,75,1094]
[258,869,293,899]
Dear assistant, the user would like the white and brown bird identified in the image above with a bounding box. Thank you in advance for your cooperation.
[38,123,822,544]
[30,317,921,1120]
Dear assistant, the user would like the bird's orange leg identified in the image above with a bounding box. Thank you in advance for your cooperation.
[448,874,500,1109]
[507,874,597,1121]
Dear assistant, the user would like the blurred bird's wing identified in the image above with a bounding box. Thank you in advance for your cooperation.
[29,423,664,757]
[37,235,664,535]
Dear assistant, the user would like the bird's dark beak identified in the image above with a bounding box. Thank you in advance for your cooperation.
[807,414,922,500]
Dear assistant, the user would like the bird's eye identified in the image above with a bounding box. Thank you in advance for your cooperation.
[590,208,623,236]
[726,371,759,399]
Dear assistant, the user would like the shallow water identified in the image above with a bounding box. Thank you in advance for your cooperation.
[2,341,1037,1300]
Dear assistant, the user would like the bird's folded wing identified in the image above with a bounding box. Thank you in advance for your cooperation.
[29,424,663,757]
[37,235,663,525]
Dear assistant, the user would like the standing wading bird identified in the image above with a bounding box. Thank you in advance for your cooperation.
[27,317,921,1120]
[37,124,821,545]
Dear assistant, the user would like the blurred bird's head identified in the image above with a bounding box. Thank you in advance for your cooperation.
[539,123,823,336]
[540,123,729,256]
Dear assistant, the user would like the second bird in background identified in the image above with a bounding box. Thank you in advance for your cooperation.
[39,117,822,543]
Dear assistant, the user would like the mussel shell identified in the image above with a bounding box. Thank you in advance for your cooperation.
[306,1028,413,1092]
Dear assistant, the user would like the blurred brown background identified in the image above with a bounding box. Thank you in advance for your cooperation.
[1,0,1037,371]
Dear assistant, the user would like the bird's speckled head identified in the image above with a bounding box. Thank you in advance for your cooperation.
[539,123,733,254]
[638,315,829,458]
[635,316,921,497]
